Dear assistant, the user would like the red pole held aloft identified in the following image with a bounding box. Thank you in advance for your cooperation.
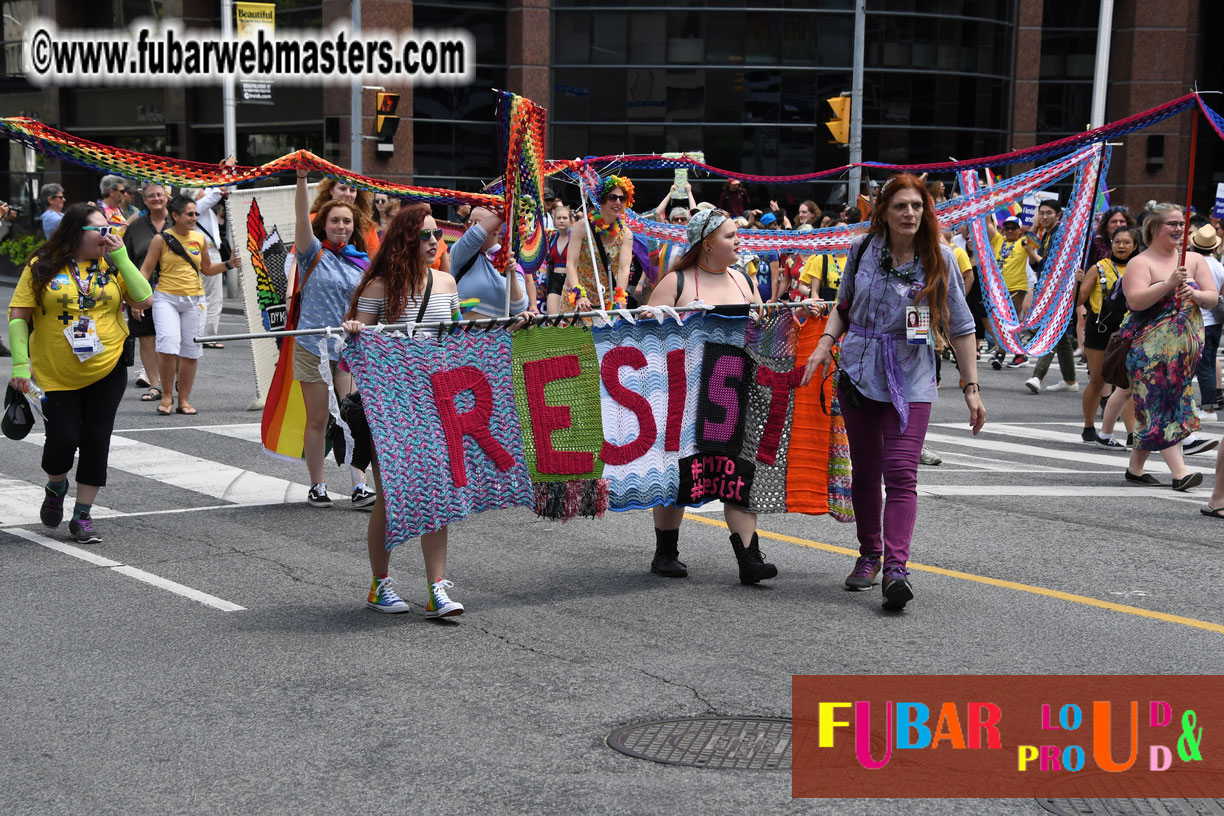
[1180,98,1200,265]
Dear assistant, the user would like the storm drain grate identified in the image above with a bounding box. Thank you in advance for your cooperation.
[607,717,790,770]
[1037,799,1224,815]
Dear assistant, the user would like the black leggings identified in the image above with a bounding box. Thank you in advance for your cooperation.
[41,360,127,486]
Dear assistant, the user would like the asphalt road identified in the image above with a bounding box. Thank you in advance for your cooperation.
[2,300,1221,815]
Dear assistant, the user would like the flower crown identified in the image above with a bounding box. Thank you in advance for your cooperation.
[598,175,635,208]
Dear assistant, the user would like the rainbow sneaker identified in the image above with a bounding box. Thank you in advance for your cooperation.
[366,576,410,613]
[425,579,464,618]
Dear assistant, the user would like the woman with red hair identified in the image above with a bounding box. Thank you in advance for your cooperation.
[801,174,986,610]
[343,204,464,617]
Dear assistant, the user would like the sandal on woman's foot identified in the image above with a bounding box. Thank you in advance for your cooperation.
[140,386,163,402]
[1201,506,1224,519]
[156,402,173,416]
[176,404,198,415]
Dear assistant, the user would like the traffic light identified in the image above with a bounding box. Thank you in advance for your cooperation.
[374,92,400,156]
[825,95,850,145]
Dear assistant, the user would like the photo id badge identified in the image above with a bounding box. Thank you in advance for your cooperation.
[63,316,104,361]
[905,305,930,345]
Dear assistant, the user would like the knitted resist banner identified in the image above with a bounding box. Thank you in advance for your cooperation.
[343,330,535,547]
[343,313,853,545]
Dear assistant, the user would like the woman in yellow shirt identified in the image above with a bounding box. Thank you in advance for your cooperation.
[139,194,220,416]
[1076,226,1139,446]
[7,203,154,543]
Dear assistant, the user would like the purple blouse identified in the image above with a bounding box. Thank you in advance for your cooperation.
[837,235,975,413]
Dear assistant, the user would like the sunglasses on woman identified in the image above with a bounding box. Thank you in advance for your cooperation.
[419,228,444,242]
[605,194,628,203]
[82,225,115,238]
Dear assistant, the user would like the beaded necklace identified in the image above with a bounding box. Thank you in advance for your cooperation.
[878,240,916,285]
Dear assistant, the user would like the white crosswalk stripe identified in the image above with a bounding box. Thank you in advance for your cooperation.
[0,423,310,527]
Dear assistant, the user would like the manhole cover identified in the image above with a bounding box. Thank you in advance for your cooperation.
[607,716,790,770]
[1037,799,1224,815]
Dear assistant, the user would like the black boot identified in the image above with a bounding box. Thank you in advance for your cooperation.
[651,528,688,578]
[730,532,777,585]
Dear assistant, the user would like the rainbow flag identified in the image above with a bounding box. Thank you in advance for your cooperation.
[984,168,1022,225]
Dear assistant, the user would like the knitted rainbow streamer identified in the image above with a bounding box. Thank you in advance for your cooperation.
[960,143,1106,357]
[493,91,548,277]
[499,93,1201,187]
[617,144,1100,255]
[340,313,851,542]
[0,118,504,209]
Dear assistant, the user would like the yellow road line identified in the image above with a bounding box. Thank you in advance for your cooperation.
[683,513,1224,635]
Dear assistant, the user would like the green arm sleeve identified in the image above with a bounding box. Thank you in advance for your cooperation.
[107,243,153,302]
[8,317,30,379]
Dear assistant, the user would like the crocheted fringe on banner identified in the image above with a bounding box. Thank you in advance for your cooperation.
[827,389,855,523]
[533,479,610,521]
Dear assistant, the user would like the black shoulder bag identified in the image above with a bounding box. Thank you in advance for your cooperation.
[834,237,875,410]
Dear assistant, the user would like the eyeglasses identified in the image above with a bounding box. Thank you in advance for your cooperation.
[82,225,115,238]
[419,228,444,242]
[1164,221,1186,229]
[113,188,127,194]
[50,194,65,200]
[605,194,628,203]
[670,216,690,224]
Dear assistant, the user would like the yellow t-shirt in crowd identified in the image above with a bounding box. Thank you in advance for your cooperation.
[1088,258,1124,313]
[799,254,847,294]
[951,244,972,276]
[991,232,1028,292]
[8,257,132,392]
[156,229,207,296]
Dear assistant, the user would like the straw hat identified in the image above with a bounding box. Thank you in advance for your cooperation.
[1189,223,1221,253]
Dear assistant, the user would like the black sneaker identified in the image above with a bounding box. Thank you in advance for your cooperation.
[351,485,376,509]
[307,483,332,507]
[1080,427,1096,444]
[1095,433,1124,450]
[1126,432,1135,449]
[68,517,102,544]
[1006,355,1029,369]
[40,484,67,528]
[1183,436,1219,456]
[1124,469,1162,486]
[881,568,914,610]
[990,355,1003,370]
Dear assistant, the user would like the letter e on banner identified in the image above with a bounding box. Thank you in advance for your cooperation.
[523,355,594,475]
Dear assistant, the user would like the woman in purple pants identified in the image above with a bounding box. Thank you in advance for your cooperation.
[801,174,986,610]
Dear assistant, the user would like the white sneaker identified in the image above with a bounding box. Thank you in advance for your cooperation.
[1046,381,1079,392]
[1024,377,1041,394]
[135,369,151,388]
[366,576,411,613]
[1195,407,1218,422]
[919,447,942,466]
[425,578,464,618]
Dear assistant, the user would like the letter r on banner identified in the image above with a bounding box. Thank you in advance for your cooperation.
[431,365,516,487]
